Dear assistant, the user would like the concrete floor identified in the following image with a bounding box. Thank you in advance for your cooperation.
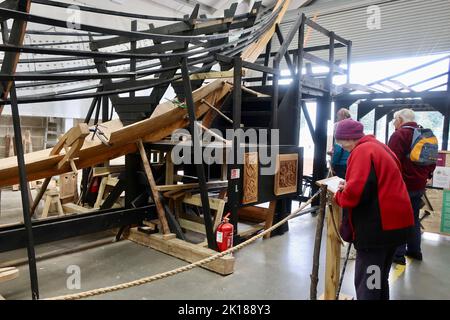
[1,190,450,300]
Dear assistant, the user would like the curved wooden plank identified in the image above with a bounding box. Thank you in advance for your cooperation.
[0,0,31,115]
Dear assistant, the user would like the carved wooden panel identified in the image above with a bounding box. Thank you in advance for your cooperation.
[274,153,298,196]
[243,152,258,204]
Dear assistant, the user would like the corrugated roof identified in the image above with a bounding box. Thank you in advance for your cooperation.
[275,0,450,63]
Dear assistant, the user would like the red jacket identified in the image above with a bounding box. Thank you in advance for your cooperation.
[388,122,436,191]
[335,135,414,249]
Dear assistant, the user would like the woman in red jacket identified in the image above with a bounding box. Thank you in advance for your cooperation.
[333,119,414,300]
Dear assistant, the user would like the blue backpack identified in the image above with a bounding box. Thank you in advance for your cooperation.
[403,126,438,166]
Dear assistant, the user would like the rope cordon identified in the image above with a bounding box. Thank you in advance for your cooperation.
[46,190,322,300]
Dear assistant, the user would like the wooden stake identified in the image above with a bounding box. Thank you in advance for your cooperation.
[137,139,170,234]
[310,185,327,300]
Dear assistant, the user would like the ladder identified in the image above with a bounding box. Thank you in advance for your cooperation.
[44,117,59,149]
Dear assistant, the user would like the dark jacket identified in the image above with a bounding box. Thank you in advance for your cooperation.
[388,122,436,191]
[335,135,414,250]
[332,143,350,166]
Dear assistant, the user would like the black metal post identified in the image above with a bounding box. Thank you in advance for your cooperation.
[102,95,109,122]
[443,106,449,151]
[444,59,450,150]
[312,97,330,205]
[385,112,393,144]
[9,82,39,300]
[328,32,335,92]
[346,41,352,86]
[272,59,279,129]
[130,20,137,98]
[262,38,272,86]
[180,58,217,249]
[229,56,243,239]
[84,95,98,123]
[94,95,101,125]
[374,107,379,136]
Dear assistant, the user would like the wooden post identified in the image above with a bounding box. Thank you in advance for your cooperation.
[165,152,174,185]
[137,139,170,234]
[324,199,342,300]
[310,185,327,299]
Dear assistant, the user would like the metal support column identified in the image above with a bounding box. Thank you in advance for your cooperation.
[262,38,272,86]
[229,56,243,240]
[102,95,109,123]
[9,82,39,300]
[130,20,137,98]
[385,112,393,144]
[312,97,330,204]
[180,58,217,250]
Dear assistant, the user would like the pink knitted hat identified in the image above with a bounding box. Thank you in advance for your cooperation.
[335,119,364,140]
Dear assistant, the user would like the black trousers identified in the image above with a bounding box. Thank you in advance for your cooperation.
[355,246,396,300]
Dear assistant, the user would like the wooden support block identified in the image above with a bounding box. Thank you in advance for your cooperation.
[237,222,265,238]
[62,203,93,214]
[41,191,64,218]
[165,152,174,185]
[127,228,234,275]
[213,198,226,231]
[51,123,89,156]
[41,194,52,218]
[92,165,125,177]
[179,218,206,234]
[57,139,84,170]
[59,172,78,204]
[94,176,108,209]
[142,220,157,230]
[0,267,19,283]
[155,180,228,192]
[264,201,276,239]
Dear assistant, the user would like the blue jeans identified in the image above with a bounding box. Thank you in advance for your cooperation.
[395,190,424,257]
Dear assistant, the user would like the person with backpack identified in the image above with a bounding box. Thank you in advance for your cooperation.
[333,118,414,300]
[388,109,438,265]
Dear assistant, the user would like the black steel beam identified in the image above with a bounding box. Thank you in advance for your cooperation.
[9,81,39,300]
[337,91,448,101]
[0,206,155,252]
[312,97,331,205]
[304,17,350,45]
[229,56,243,238]
[0,72,135,81]
[0,7,236,42]
[180,57,217,250]
[275,23,295,76]
[33,0,185,22]
[262,38,272,85]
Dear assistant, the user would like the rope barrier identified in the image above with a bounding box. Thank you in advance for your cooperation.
[45,190,322,300]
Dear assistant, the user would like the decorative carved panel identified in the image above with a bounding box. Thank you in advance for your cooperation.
[243,152,258,204]
[274,153,298,196]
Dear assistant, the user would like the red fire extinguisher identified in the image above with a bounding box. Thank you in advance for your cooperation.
[216,213,234,252]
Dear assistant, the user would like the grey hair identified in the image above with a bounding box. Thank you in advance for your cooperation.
[394,108,415,123]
